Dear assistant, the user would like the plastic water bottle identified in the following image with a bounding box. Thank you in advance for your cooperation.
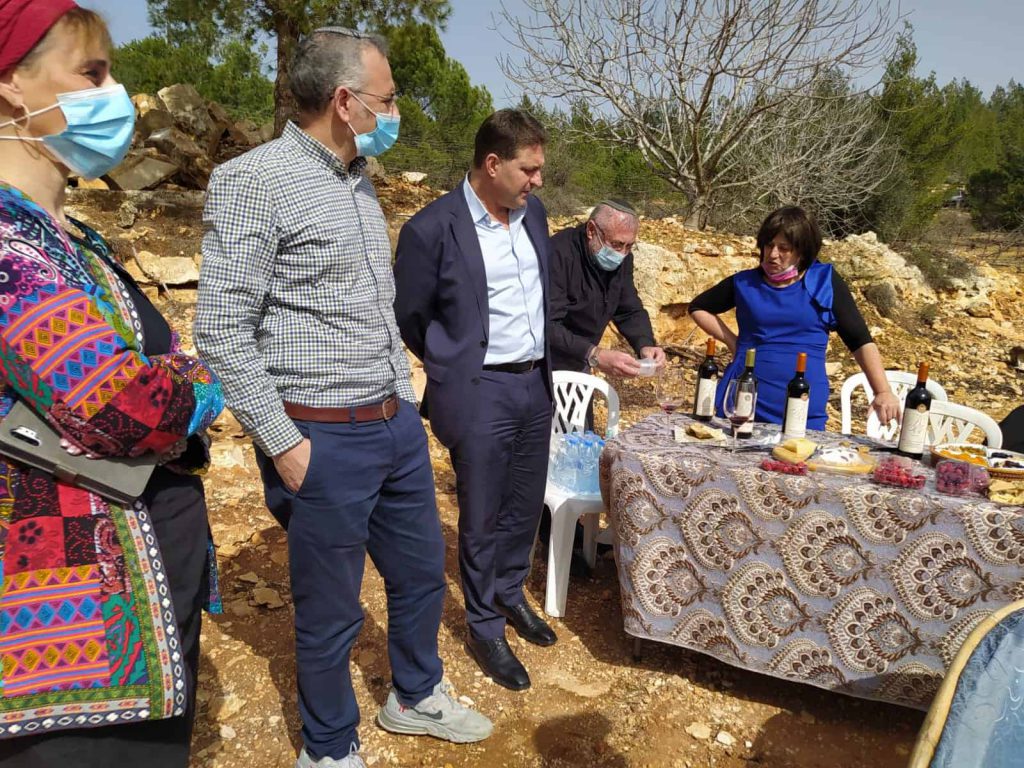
[548,433,564,488]
[563,434,581,492]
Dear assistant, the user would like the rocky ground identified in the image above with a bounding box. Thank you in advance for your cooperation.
[62,185,1023,768]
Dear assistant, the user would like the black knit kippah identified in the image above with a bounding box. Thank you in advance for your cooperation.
[599,198,637,216]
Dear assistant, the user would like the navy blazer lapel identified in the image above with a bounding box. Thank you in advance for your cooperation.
[448,191,488,334]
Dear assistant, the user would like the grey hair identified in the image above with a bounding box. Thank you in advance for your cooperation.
[589,198,639,228]
[289,27,389,114]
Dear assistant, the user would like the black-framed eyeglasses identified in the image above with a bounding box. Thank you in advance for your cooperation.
[592,221,634,254]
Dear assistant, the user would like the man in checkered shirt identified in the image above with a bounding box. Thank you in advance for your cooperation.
[194,27,491,768]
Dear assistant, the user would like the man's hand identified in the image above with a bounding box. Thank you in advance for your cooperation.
[640,346,667,371]
[870,390,902,426]
[594,348,642,377]
[273,438,312,493]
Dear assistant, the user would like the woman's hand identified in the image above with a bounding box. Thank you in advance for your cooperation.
[869,390,901,425]
[60,438,97,459]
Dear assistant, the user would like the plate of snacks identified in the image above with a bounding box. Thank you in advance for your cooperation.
[673,422,728,444]
[930,443,1024,478]
[772,437,817,464]
[805,445,876,475]
[988,478,1024,506]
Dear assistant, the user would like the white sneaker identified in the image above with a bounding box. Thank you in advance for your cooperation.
[377,680,493,743]
[296,744,365,768]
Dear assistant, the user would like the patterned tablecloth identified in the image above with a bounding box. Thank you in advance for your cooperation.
[602,413,1024,710]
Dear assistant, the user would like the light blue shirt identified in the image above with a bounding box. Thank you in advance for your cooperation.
[462,177,546,364]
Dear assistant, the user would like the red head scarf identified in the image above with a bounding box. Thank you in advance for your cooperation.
[0,0,78,74]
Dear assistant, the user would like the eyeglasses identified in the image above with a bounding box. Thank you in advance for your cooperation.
[593,221,635,254]
[352,89,401,115]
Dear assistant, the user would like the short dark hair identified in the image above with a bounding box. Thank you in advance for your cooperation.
[472,109,547,168]
[755,206,822,270]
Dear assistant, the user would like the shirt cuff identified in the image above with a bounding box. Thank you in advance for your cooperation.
[251,410,304,457]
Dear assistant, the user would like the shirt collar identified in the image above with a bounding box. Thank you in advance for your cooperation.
[462,175,527,228]
[282,121,367,178]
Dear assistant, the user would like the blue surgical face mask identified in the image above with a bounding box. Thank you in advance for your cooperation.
[349,93,400,157]
[0,85,136,179]
[590,223,628,271]
[594,245,626,271]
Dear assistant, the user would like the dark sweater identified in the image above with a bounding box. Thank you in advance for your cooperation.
[548,224,656,371]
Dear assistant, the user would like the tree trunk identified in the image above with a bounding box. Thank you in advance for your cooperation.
[273,13,300,136]
[684,192,713,230]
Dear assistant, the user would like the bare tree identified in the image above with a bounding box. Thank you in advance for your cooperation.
[717,73,899,232]
[499,0,901,228]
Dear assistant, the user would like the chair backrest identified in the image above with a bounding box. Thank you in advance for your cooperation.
[551,370,621,438]
[909,599,1024,768]
[840,370,949,441]
[928,400,1003,449]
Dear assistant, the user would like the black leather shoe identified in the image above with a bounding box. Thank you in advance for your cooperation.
[465,636,530,691]
[495,600,557,647]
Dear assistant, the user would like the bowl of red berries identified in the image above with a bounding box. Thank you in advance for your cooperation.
[935,459,990,496]
[872,455,926,489]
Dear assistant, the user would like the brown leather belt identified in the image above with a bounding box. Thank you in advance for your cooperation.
[481,358,545,374]
[284,394,399,424]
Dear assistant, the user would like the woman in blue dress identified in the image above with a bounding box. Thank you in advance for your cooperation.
[688,206,900,430]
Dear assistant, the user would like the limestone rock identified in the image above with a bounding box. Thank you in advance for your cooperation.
[253,587,285,609]
[132,251,200,286]
[716,730,736,746]
[400,171,427,184]
[136,108,174,142]
[144,127,213,189]
[686,722,712,740]
[106,151,179,191]
[364,156,385,179]
[158,83,215,142]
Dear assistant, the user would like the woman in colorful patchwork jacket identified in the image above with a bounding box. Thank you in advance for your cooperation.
[0,2,224,766]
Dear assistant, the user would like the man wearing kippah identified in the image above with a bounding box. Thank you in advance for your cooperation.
[549,199,665,376]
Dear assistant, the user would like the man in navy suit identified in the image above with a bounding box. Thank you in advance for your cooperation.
[394,110,556,690]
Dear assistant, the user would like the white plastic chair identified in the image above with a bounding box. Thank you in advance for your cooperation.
[840,371,949,441]
[928,401,1003,448]
[542,371,620,618]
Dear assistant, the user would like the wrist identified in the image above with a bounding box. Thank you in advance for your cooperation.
[587,346,602,369]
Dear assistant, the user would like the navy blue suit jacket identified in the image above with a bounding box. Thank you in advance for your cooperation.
[394,185,553,448]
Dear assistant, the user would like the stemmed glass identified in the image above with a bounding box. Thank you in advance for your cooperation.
[655,368,683,416]
[722,378,757,448]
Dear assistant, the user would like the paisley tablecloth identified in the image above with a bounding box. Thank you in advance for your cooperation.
[602,414,1024,710]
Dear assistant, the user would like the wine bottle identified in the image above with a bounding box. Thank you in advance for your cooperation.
[782,352,810,438]
[733,348,757,438]
[692,338,720,422]
[896,362,933,459]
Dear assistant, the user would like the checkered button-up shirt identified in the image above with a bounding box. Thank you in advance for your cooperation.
[195,122,415,456]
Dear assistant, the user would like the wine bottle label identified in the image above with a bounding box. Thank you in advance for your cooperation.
[695,377,717,417]
[783,395,809,438]
[736,391,755,434]
[897,405,930,454]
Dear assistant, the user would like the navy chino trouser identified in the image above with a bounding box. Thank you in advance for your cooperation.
[449,366,552,641]
[256,399,446,761]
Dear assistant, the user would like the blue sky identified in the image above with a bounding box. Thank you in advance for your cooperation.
[81,0,1022,106]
